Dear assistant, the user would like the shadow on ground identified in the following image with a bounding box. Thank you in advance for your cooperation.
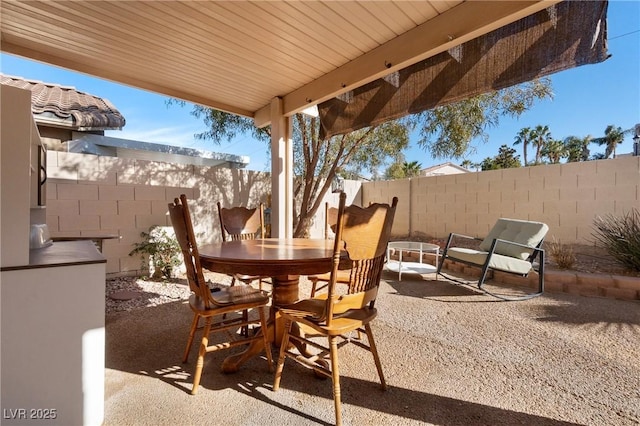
[106,299,588,425]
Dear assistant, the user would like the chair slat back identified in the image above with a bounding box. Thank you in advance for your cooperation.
[324,194,398,323]
[324,202,339,240]
[169,195,210,305]
[217,202,265,241]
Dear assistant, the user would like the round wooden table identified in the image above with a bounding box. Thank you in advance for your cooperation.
[198,238,336,372]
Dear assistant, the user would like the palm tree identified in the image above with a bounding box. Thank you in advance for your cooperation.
[593,125,629,159]
[460,159,473,170]
[513,127,533,166]
[541,139,566,164]
[402,161,422,178]
[530,125,552,164]
[564,135,592,162]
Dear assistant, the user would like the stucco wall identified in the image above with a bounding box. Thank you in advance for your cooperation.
[362,156,640,244]
[45,151,270,276]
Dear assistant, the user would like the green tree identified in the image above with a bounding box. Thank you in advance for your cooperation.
[530,124,552,164]
[384,161,406,180]
[292,114,411,236]
[187,105,272,145]
[541,139,567,164]
[460,159,475,170]
[480,145,521,170]
[402,161,422,177]
[168,100,410,236]
[170,78,552,236]
[564,135,592,162]
[513,127,533,166]
[416,78,553,159]
[384,159,422,180]
[592,125,630,159]
[479,157,497,171]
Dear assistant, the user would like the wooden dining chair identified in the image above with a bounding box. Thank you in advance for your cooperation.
[217,201,270,291]
[169,194,273,395]
[308,202,350,297]
[273,193,398,426]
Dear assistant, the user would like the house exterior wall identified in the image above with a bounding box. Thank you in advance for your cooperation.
[1,85,33,267]
[362,156,640,244]
[420,163,469,176]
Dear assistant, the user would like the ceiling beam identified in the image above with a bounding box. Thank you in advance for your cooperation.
[254,0,562,128]
[1,40,255,118]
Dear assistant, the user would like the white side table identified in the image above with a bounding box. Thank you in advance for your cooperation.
[386,241,440,281]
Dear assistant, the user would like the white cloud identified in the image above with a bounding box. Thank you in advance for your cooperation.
[106,124,201,148]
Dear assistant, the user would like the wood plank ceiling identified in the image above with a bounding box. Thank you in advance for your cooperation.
[1,1,559,127]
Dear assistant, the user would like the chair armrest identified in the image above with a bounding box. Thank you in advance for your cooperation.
[489,238,544,251]
[486,238,545,261]
[449,232,482,241]
[442,232,483,254]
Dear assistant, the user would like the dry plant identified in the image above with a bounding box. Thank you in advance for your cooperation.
[547,236,576,269]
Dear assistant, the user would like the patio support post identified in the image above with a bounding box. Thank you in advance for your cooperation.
[269,97,293,238]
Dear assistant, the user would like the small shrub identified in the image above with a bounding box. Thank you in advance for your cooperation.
[548,237,576,269]
[129,226,182,279]
[592,208,640,272]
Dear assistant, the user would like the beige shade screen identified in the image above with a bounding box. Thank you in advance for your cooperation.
[319,1,609,140]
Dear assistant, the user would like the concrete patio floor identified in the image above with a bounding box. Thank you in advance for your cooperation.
[104,272,640,425]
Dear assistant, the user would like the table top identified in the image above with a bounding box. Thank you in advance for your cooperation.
[199,238,336,277]
[388,241,440,251]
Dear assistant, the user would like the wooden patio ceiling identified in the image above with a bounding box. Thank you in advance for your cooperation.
[0,1,560,128]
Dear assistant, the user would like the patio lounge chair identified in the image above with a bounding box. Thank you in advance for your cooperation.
[437,218,548,301]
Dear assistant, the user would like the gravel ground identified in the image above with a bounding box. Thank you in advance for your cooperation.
[106,274,194,314]
[104,270,640,425]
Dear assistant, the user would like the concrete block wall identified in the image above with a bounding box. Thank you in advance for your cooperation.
[44,151,639,275]
[45,151,270,276]
[362,156,640,245]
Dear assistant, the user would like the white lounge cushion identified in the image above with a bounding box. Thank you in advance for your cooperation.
[478,218,549,260]
[446,247,533,275]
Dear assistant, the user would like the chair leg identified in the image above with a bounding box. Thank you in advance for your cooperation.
[329,335,342,426]
[191,318,212,395]
[477,264,492,290]
[259,307,273,371]
[241,309,250,337]
[537,250,545,294]
[436,233,455,277]
[183,313,200,363]
[364,324,387,390]
[273,319,293,391]
[309,278,318,297]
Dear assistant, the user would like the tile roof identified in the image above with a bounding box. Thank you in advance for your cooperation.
[1,74,125,130]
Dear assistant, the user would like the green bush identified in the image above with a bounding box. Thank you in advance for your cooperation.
[592,208,640,272]
[129,226,182,279]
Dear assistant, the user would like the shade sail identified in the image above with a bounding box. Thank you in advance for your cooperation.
[319,1,609,140]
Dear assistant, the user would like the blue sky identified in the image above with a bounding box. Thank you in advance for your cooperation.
[1,1,638,173]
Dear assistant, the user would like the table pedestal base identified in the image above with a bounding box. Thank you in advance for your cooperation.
[222,275,304,374]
